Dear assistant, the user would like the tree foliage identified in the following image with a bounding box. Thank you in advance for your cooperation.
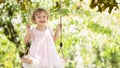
[90,0,119,13]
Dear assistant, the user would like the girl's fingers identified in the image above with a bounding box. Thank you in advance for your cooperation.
[58,24,62,28]
[26,24,30,29]
[59,24,62,28]
[57,24,62,31]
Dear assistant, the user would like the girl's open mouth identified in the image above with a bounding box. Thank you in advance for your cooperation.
[40,21,45,23]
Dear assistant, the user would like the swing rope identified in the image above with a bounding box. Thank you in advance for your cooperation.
[26,1,31,55]
[21,1,31,66]
[23,1,31,56]
[58,0,64,58]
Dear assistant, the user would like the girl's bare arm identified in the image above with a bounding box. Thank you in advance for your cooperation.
[24,31,31,44]
[54,29,59,42]
[54,24,61,42]
[24,24,31,44]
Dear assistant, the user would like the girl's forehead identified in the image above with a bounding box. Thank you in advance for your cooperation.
[35,11,47,16]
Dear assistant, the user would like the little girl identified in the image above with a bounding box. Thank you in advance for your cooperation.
[21,8,65,68]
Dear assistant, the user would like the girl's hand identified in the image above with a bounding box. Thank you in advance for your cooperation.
[57,24,62,31]
[21,57,32,64]
[26,24,31,32]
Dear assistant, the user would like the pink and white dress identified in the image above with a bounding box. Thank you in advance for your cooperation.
[22,27,65,68]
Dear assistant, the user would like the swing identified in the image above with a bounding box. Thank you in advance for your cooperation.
[21,0,66,64]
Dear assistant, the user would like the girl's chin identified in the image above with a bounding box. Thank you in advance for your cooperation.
[37,23,45,26]
[38,22,46,24]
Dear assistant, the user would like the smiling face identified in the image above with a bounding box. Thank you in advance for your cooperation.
[35,11,48,26]
[31,8,48,26]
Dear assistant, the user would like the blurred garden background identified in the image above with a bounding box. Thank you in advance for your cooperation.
[0,0,120,68]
